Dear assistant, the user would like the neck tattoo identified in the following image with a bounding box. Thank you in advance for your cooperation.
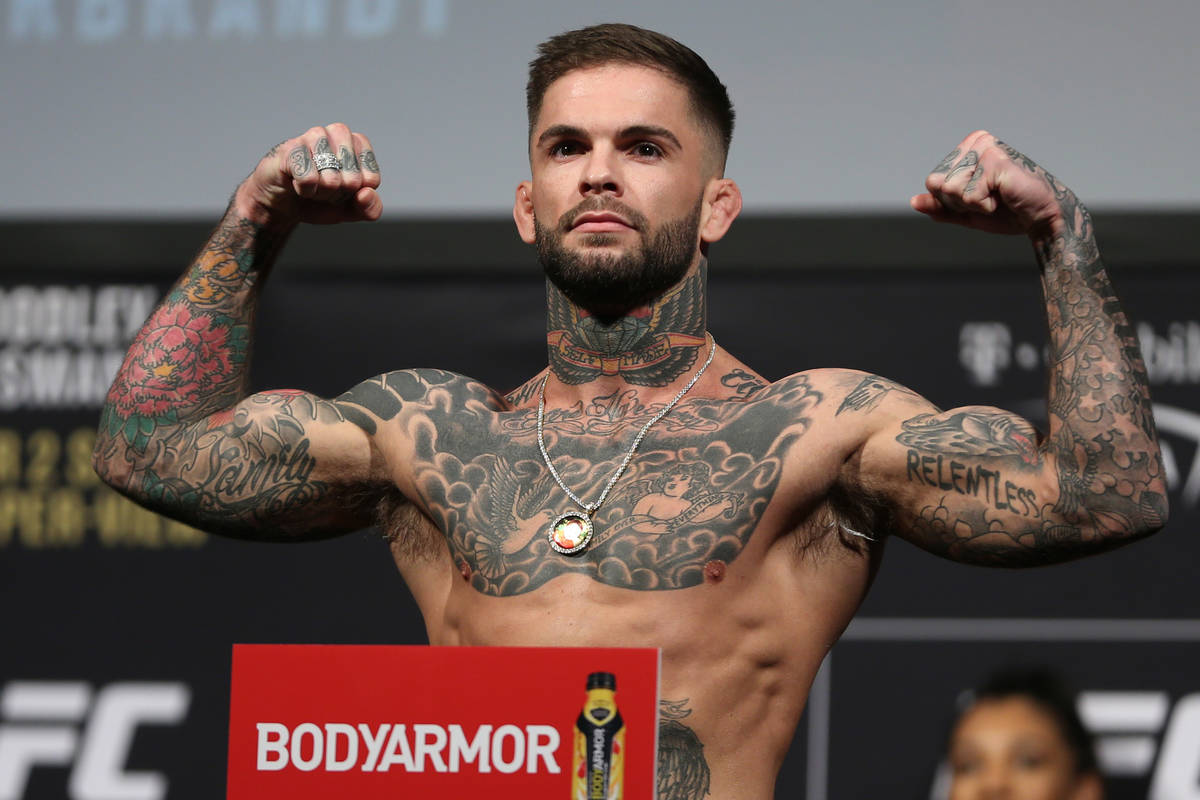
[536,333,717,554]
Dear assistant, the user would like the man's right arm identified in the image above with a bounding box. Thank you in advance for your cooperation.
[93,124,390,539]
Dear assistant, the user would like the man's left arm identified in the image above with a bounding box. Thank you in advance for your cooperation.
[852,130,1168,565]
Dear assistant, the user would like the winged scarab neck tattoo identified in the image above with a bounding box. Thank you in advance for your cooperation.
[546,267,708,387]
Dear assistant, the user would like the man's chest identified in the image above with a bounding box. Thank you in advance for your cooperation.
[396,375,830,597]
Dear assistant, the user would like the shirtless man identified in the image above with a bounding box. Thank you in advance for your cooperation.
[93,23,1168,800]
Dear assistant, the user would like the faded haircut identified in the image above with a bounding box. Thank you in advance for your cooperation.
[526,23,735,169]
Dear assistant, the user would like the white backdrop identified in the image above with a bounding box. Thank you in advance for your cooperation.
[3,0,1198,218]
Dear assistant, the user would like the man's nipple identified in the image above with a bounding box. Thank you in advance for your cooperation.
[704,559,727,583]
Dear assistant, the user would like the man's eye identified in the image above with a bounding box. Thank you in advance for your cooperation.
[632,142,662,158]
[551,142,582,157]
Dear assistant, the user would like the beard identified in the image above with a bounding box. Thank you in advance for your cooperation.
[535,196,702,315]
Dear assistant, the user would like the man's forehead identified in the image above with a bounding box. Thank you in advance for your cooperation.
[533,64,694,136]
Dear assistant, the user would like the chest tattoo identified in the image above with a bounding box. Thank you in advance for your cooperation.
[406,373,823,596]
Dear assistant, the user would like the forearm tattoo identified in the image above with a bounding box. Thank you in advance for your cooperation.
[92,208,359,535]
[97,211,277,453]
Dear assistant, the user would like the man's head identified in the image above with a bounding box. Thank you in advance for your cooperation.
[526,24,735,174]
[513,24,742,316]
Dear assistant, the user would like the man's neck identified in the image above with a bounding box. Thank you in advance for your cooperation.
[544,260,709,404]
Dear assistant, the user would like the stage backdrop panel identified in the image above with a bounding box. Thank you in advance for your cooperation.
[1,217,1197,799]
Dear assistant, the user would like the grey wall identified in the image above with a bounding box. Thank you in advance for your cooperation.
[3,0,1199,218]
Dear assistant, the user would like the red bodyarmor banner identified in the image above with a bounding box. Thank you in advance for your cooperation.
[227,645,660,799]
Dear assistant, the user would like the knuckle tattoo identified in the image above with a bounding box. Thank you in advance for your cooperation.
[965,166,985,194]
[932,148,960,174]
[288,146,313,177]
[945,150,979,180]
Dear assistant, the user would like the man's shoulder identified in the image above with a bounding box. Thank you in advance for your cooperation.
[775,368,920,405]
[753,368,878,403]
[778,368,935,443]
[751,369,932,432]
[333,368,504,429]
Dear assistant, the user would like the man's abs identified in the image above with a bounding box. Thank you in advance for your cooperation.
[386,495,876,800]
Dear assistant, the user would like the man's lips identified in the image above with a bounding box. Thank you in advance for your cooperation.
[570,212,635,233]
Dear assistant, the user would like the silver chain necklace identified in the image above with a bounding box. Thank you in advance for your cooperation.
[537,334,716,554]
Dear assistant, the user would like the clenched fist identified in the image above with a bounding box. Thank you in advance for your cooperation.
[911,130,1078,240]
[233,124,383,226]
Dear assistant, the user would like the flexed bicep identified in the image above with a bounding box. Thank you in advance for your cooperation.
[897,132,1168,562]
[859,400,1133,566]
[101,388,383,540]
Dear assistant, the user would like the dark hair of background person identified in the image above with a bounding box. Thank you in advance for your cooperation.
[952,666,1100,777]
[525,22,736,169]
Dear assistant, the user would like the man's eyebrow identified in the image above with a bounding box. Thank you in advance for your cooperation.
[618,125,682,151]
[534,124,683,151]
[536,125,587,149]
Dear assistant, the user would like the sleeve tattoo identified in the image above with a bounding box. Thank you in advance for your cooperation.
[894,148,1167,564]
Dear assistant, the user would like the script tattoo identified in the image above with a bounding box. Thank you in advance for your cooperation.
[721,368,767,398]
[132,393,349,536]
[658,699,711,800]
[546,268,707,387]
[945,150,979,180]
[348,370,822,595]
[501,385,720,437]
[288,145,312,177]
[504,376,543,407]
[896,145,1166,564]
[338,145,360,173]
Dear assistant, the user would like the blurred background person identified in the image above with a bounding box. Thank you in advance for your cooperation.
[938,667,1104,800]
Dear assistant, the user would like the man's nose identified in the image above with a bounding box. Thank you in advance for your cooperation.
[579,146,621,195]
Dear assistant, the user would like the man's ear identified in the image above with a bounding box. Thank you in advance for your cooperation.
[513,181,536,244]
[700,178,743,245]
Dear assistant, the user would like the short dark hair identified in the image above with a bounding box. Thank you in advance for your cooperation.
[955,667,1100,776]
[526,23,735,167]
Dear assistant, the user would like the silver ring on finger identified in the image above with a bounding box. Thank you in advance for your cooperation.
[314,152,341,172]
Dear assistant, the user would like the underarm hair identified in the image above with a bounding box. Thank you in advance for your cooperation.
[377,488,446,563]
[795,481,892,561]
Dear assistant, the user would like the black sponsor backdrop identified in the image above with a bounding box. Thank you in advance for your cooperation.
[1,216,1197,799]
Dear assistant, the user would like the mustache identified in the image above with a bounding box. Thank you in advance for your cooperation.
[558,197,647,231]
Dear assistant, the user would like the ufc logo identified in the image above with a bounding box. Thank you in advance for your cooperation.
[1078,691,1200,798]
[0,681,190,800]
